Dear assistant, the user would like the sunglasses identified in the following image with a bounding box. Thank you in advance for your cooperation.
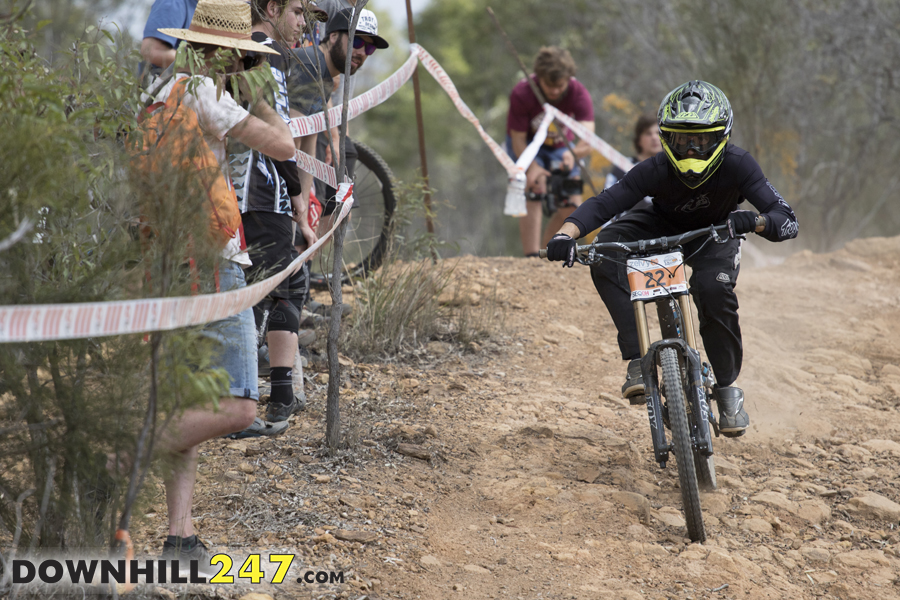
[352,37,377,56]
[241,53,267,71]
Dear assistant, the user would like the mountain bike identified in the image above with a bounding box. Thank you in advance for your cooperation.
[309,140,396,289]
[540,217,763,542]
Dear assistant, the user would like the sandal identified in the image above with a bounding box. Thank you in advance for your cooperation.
[224,417,289,440]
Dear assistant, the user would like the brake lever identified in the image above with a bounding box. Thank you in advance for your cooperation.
[710,224,728,244]
[577,248,610,266]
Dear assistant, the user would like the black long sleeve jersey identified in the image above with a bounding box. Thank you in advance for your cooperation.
[566,144,799,242]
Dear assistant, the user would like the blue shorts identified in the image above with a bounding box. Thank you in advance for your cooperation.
[505,135,581,178]
[201,260,259,401]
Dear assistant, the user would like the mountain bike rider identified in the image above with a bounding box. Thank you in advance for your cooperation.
[545,80,799,437]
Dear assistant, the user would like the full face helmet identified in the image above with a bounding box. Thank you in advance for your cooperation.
[657,80,733,188]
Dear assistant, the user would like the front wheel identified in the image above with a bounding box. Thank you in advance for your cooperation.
[660,347,706,542]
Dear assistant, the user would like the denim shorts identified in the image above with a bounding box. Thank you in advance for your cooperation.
[505,135,581,178]
[201,260,259,401]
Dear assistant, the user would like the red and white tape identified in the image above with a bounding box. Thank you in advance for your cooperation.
[0,188,354,343]
[295,147,348,189]
[290,44,633,189]
[0,44,641,343]
[543,105,634,175]
[412,44,519,175]
[515,111,555,173]
[288,52,419,138]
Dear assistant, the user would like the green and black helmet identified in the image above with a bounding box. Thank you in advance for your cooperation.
[657,80,733,188]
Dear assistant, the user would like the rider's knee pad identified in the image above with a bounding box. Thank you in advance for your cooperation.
[266,298,300,334]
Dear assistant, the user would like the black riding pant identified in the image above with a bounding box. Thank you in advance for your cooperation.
[588,207,743,387]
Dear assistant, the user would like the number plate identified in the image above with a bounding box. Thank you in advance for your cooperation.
[627,251,687,300]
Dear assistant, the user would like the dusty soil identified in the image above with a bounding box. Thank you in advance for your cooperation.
[133,235,900,600]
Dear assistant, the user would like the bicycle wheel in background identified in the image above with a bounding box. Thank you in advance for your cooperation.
[660,347,706,543]
[310,140,396,289]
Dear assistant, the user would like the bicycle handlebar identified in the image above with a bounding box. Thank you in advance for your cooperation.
[538,215,766,260]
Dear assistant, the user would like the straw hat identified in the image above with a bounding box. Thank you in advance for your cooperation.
[158,0,279,55]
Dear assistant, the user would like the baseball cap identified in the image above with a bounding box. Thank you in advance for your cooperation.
[325,8,389,49]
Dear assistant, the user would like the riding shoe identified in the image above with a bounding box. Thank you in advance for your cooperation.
[621,359,645,405]
[713,385,749,437]
[266,391,306,422]
[307,300,352,319]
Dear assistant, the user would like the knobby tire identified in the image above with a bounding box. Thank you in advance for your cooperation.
[660,347,706,542]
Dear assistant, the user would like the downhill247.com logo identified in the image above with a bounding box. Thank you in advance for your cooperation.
[11,554,344,586]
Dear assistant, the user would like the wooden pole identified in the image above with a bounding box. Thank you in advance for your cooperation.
[325,0,370,450]
[405,0,436,240]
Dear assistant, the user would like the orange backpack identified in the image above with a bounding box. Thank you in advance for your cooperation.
[132,77,242,247]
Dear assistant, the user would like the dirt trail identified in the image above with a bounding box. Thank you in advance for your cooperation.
[137,237,900,600]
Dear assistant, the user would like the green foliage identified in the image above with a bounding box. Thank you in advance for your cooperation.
[342,181,499,359]
[0,14,238,561]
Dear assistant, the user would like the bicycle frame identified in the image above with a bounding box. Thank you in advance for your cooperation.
[542,224,733,468]
[540,220,762,542]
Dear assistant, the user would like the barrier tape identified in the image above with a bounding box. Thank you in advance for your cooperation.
[515,111,555,173]
[289,44,634,191]
[0,43,640,343]
[411,45,519,175]
[543,105,634,175]
[295,147,346,189]
[0,188,354,344]
[288,52,419,138]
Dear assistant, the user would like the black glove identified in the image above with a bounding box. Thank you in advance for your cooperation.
[727,210,758,238]
[546,233,577,267]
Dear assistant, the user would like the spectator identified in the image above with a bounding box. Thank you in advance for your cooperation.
[312,0,359,101]
[506,46,595,257]
[308,0,356,47]
[228,0,324,432]
[290,7,387,234]
[148,0,297,560]
[141,0,198,73]
[605,114,663,189]
[601,114,662,226]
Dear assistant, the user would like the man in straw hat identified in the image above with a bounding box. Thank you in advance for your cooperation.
[150,0,299,563]
[225,0,327,435]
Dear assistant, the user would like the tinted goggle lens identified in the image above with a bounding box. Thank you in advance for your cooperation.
[662,129,723,156]
[352,37,377,56]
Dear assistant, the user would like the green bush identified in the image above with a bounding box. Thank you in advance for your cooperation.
[341,181,500,359]
[0,17,237,567]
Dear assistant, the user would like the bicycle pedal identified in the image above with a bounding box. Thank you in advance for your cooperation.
[628,394,646,406]
[709,415,721,438]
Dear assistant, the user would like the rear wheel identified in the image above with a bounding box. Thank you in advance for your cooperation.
[660,347,706,543]
[310,140,396,289]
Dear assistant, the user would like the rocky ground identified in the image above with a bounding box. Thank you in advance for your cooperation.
[129,234,900,600]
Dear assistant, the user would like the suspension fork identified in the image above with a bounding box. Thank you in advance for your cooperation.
[634,300,670,467]
[674,294,714,453]
[636,298,714,468]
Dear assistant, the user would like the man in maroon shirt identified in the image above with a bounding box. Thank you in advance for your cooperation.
[506,46,595,256]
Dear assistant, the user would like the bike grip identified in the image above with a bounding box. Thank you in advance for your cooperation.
[755,214,767,233]
[539,249,548,259]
